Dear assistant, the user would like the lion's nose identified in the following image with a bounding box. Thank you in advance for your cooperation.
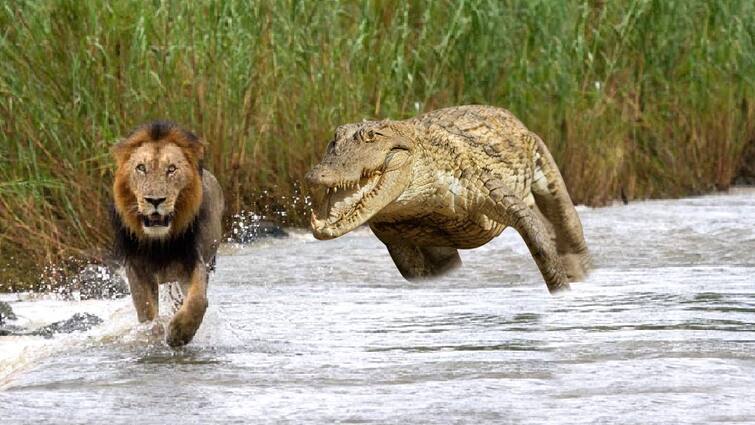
[145,197,166,208]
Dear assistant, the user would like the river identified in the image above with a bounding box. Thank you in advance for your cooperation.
[1,188,753,424]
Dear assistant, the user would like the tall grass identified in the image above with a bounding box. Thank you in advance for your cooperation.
[1,0,753,290]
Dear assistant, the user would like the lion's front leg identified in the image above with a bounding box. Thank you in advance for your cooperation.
[126,266,158,322]
[166,264,208,347]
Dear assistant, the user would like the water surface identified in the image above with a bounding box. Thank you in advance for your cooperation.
[1,189,754,424]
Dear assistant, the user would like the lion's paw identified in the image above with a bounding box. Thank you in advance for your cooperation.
[166,312,197,348]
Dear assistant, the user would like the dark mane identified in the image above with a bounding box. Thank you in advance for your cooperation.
[111,204,206,274]
[125,120,204,173]
[126,120,199,144]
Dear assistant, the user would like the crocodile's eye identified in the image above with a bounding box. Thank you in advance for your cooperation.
[136,164,146,173]
[167,164,177,175]
[360,129,376,143]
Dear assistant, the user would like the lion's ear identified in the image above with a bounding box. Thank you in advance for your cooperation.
[111,139,133,165]
[183,139,206,164]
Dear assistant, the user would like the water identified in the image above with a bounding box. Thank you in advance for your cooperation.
[1,189,754,424]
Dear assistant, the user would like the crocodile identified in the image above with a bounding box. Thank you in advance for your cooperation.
[305,105,591,293]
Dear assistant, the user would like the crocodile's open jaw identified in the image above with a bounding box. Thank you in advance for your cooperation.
[307,123,414,239]
[310,171,387,239]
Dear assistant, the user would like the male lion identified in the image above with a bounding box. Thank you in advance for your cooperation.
[111,122,224,346]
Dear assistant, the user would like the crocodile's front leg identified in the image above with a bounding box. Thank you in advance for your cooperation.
[479,175,570,293]
[386,244,462,280]
[371,226,461,280]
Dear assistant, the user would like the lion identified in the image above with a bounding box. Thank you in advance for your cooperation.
[110,121,224,347]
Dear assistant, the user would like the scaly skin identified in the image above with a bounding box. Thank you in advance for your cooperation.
[306,105,590,293]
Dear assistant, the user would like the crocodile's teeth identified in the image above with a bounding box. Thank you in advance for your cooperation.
[320,173,382,225]
[311,211,327,229]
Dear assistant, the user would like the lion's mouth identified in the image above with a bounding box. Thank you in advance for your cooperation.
[141,213,173,228]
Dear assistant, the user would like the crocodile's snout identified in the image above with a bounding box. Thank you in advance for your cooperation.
[306,164,363,189]
[305,165,334,187]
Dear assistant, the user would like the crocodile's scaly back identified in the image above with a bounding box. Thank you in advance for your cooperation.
[413,105,538,195]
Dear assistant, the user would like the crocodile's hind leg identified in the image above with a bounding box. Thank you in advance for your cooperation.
[526,193,557,245]
[481,174,570,293]
[383,242,462,280]
[530,135,591,281]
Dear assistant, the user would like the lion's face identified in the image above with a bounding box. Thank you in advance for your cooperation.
[125,143,196,237]
[112,122,204,240]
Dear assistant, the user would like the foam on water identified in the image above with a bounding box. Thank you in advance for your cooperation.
[0,295,131,389]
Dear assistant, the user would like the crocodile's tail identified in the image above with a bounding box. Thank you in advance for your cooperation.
[530,134,592,281]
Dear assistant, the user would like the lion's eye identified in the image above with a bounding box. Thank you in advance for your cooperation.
[167,164,177,175]
[136,164,146,173]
